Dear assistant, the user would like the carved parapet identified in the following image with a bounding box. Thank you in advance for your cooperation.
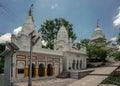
[15,67,18,78]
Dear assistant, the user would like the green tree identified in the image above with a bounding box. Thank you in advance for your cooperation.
[39,18,77,49]
[0,43,5,73]
[80,39,90,47]
[114,51,120,61]
[87,45,107,62]
[117,33,120,45]
[73,39,90,50]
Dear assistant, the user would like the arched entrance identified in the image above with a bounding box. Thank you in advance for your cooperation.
[32,63,35,77]
[28,63,35,77]
[17,62,25,79]
[72,60,75,69]
[76,60,79,69]
[39,63,44,77]
[47,64,52,76]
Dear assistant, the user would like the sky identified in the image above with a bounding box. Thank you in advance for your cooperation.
[0,0,120,43]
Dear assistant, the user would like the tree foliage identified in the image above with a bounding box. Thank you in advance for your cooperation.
[117,33,120,45]
[73,39,90,50]
[39,18,77,49]
[80,39,90,47]
[87,45,107,62]
[113,51,120,61]
[79,38,107,62]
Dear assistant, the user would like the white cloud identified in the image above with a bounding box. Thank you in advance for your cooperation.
[113,7,120,27]
[110,37,117,41]
[0,26,22,43]
[51,3,58,9]
[0,33,11,43]
[13,26,22,35]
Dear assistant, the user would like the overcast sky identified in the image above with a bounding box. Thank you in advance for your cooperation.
[0,0,120,43]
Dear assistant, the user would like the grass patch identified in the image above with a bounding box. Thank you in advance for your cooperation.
[102,67,120,86]
[102,76,120,85]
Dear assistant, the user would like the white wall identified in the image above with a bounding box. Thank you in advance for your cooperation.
[63,52,87,71]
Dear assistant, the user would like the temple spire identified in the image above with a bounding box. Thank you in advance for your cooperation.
[97,19,99,28]
[61,19,65,26]
[29,4,34,22]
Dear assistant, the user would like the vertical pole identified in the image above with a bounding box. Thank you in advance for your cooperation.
[28,34,33,86]
[10,52,14,86]
[10,54,13,86]
[10,54,12,86]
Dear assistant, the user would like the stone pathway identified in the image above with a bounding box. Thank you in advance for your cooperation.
[15,78,77,86]
[67,63,119,86]
[15,63,119,86]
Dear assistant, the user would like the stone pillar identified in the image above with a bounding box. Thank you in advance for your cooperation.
[24,66,28,78]
[58,66,60,74]
[80,59,82,69]
[15,67,18,78]
[34,66,39,77]
[43,67,47,76]
[78,60,80,69]
[83,58,86,69]
[75,60,77,70]
[51,66,55,75]
[69,60,72,70]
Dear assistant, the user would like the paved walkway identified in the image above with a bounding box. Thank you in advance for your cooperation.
[15,78,77,86]
[15,63,119,86]
[67,63,119,86]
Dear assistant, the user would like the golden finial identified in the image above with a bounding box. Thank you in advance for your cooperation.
[97,19,99,27]
[29,4,33,16]
[61,19,65,26]
[28,4,34,22]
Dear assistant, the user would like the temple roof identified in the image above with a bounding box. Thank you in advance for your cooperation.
[91,26,105,40]
[58,25,68,35]
[57,25,68,42]
[18,5,35,36]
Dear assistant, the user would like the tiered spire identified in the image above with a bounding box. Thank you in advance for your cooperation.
[18,4,35,36]
[91,20,106,40]
[61,19,65,26]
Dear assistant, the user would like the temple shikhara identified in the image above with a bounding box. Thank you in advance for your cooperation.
[89,21,106,46]
[2,7,87,86]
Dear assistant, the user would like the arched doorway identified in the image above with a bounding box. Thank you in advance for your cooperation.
[17,62,25,79]
[39,63,44,77]
[28,63,35,77]
[76,60,79,69]
[32,63,35,77]
[47,64,52,76]
[72,60,75,69]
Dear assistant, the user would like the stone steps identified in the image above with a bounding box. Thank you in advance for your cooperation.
[57,72,70,79]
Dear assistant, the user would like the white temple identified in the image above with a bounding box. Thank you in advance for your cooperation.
[2,8,87,86]
[91,26,105,40]
[89,22,106,46]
